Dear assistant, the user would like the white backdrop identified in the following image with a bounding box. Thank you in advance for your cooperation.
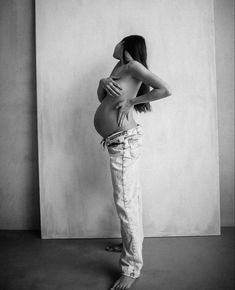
[36,0,220,238]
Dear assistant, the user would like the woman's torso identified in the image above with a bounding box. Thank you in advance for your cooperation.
[93,61,142,139]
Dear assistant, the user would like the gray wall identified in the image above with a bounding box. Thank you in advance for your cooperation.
[0,0,40,229]
[0,0,234,230]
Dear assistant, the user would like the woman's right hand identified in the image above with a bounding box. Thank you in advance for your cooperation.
[100,76,123,97]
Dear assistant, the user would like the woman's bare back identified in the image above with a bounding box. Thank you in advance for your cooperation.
[93,62,142,139]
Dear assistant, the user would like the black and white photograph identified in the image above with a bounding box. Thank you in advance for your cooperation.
[0,0,234,289]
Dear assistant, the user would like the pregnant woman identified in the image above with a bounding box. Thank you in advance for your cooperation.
[94,35,172,290]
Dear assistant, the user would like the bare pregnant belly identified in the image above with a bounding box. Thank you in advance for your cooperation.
[94,97,137,139]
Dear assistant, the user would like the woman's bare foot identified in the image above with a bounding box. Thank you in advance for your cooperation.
[111,275,137,289]
[105,242,123,252]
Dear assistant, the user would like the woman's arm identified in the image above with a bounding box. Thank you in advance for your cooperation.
[97,62,123,103]
[97,76,123,102]
[97,80,107,103]
[115,60,172,126]
[127,60,172,106]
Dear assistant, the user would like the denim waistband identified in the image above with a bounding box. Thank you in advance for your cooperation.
[100,124,142,149]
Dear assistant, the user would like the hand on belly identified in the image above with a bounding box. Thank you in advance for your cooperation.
[93,97,136,138]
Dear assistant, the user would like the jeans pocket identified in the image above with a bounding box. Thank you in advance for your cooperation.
[128,135,142,159]
[107,142,124,155]
[108,142,123,148]
[129,134,142,148]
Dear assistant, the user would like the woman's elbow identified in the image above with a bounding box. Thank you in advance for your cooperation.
[164,87,172,96]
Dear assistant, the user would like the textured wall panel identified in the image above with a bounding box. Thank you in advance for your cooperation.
[36,0,220,238]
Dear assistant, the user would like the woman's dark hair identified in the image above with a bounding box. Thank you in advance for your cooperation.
[121,35,151,113]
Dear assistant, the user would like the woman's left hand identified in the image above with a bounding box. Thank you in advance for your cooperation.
[116,99,133,127]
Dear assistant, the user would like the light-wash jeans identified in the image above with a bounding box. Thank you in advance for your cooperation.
[100,124,144,278]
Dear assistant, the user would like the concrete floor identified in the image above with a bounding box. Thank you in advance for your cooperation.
[0,228,234,290]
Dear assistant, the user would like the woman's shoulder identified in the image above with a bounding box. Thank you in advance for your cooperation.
[127,60,146,72]
[127,60,148,79]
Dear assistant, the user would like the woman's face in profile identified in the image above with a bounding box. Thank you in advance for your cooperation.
[113,41,124,60]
